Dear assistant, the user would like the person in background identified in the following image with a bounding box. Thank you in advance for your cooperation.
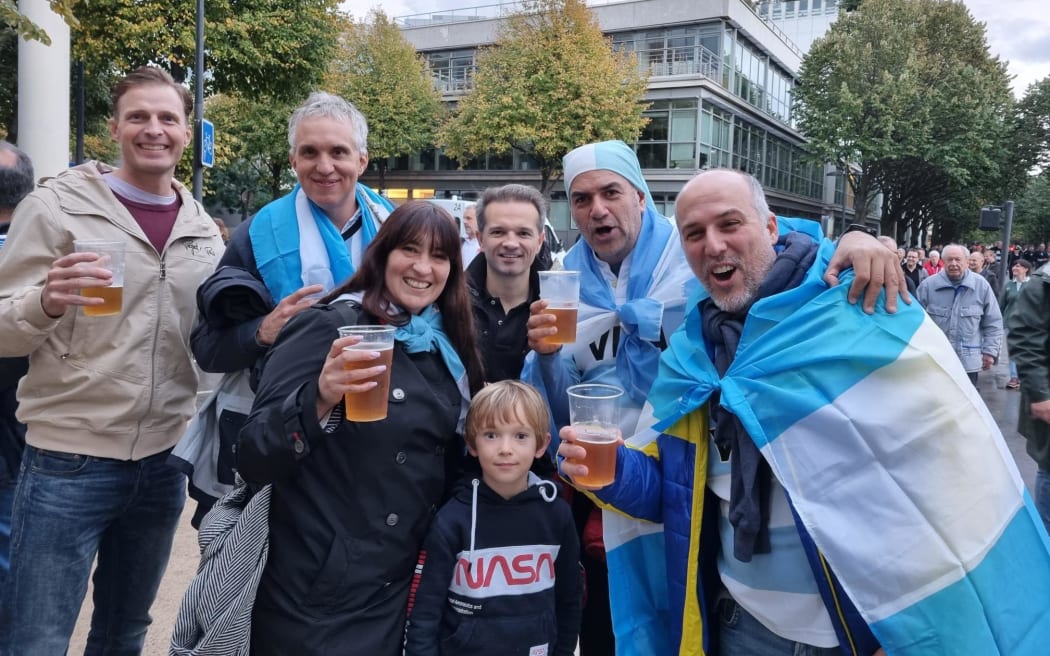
[917,244,1002,386]
[0,66,223,653]
[923,248,944,277]
[238,201,484,655]
[461,203,481,268]
[0,141,34,588]
[901,248,929,293]
[970,250,1000,296]
[879,236,916,294]
[212,217,230,243]
[1001,259,1033,390]
[1008,260,1050,533]
[405,380,582,656]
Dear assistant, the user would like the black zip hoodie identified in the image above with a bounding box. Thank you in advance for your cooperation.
[405,473,582,656]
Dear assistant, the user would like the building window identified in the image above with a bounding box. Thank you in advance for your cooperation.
[425,49,476,92]
[637,99,699,169]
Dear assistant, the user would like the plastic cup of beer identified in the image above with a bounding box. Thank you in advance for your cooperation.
[338,325,396,422]
[566,383,623,488]
[538,270,580,345]
[73,239,126,317]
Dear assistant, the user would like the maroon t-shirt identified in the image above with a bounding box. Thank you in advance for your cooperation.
[113,192,180,254]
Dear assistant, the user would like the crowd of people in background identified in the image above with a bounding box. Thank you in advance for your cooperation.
[2,66,1050,656]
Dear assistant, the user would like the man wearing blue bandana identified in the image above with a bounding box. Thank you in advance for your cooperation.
[558,169,1050,656]
[182,92,393,524]
[523,142,906,655]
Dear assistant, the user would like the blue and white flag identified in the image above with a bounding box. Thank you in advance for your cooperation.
[649,238,1050,654]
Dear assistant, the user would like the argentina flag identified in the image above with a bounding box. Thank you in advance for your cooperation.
[648,237,1050,654]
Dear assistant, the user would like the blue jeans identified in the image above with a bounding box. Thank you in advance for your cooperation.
[1036,467,1050,536]
[0,481,14,584]
[718,597,840,656]
[0,446,185,655]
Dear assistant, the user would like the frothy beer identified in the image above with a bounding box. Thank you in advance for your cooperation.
[543,303,578,345]
[571,423,618,487]
[81,286,123,317]
[344,344,394,421]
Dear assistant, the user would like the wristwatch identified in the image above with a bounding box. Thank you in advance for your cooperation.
[842,223,879,238]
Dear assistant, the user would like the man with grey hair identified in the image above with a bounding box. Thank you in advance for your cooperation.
[182,91,394,524]
[917,243,1002,384]
[469,184,547,382]
[0,141,33,586]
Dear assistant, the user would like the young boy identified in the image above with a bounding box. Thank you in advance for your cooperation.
[405,380,582,656]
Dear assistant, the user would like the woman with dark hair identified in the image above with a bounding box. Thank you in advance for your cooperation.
[238,200,484,654]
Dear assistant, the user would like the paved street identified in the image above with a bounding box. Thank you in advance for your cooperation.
[67,358,1039,654]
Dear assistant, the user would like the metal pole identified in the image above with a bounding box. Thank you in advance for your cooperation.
[840,173,848,235]
[192,0,204,201]
[75,61,85,164]
[1000,200,1014,282]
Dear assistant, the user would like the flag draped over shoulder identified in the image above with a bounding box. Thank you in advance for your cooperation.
[651,239,1050,655]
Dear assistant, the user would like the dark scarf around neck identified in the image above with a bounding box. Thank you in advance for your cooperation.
[701,231,818,562]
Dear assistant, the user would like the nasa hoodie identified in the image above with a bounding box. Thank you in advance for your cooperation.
[405,473,582,656]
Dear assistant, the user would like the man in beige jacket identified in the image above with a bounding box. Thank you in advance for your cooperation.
[0,67,222,654]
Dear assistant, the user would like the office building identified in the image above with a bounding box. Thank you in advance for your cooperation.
[373,0,853,236]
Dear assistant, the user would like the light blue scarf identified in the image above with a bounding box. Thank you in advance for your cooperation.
[250,183,390,302]
[394,305,465,384]
[561,140,674,404]
[394,304,470,433]
[563,210,671,404]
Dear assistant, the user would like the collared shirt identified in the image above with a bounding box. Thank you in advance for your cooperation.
[467,254,540,382]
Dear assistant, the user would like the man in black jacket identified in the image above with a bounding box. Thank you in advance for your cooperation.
[468,184,547,382]
[0,141,33,585]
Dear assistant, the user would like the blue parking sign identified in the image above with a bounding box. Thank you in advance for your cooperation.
[199,119,215,168]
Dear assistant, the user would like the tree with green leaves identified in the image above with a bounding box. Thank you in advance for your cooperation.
[1014,174,1050,245]
[202,92,299,207]
[438,0,649,198]
[794,0,1014,243]
[71,0,341,99]
[326,10,444,191]
[1,0,77,44]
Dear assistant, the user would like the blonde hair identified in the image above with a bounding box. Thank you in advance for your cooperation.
[465,380,550,450]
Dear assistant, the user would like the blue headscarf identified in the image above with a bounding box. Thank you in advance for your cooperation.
[561,140,673,404]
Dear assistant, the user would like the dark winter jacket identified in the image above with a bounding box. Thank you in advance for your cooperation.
[1008,266,1050,471]
[239,302,465,655]
[190,219,274,375]
[405,474,582,656]
[467,254,540,383]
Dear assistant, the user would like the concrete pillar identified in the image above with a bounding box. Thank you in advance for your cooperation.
[17,0,71,178]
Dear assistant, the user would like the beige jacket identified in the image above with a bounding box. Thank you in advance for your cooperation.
[0,162,223,460]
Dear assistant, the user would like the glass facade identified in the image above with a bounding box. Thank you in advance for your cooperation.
[755,0,841,52]
[392,6,828,210]
[637,99,699,169]
[424,49,476,92]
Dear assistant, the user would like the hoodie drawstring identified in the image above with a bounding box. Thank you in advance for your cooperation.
[468,478,479,571]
